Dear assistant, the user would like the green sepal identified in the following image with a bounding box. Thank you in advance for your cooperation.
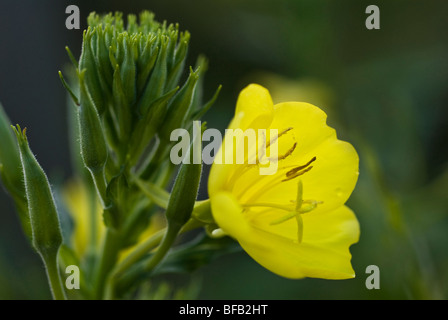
[192,84,222,121]
[159,68,200,141]
[139,36,169,115]
[191,200,214,225]
[93,27,113,90]
[119,33,137,106]
[112,64,132,143]
[165,31,190,91]
[58,71,80,106]
[136,38,159,99]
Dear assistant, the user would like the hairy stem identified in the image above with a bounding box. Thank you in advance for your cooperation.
[42,250,67,300]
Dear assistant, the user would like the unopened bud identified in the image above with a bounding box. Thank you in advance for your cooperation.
[78,71,109,207]
[165,121,202,229]
[0,105,31,241]
[11,125,63,255]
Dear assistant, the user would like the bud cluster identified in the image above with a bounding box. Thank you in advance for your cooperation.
[61,11,219,216]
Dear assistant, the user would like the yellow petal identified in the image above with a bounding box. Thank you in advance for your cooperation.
[210,191,251,239]
[209,84,274,195]
[235,84,274,130]
[211,192,359,279]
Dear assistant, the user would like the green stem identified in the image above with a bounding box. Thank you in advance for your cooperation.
[116,218,201,278]
[93,228,121,299]
[105,218,202,299]
[142,222,180,271]
[113,228,166,278]
[83,184,101,286]
[42,250,66,300]
[87,185,99,251]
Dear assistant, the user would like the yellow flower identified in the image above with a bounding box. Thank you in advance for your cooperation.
[208,84,360,279]
[63,178,105,257]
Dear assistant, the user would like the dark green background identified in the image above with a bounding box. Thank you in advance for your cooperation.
[0,0,447,299]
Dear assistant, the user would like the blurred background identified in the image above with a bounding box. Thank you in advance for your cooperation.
[0,0,447,299]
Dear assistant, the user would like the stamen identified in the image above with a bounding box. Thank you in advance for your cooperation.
[286,156,316,178]
[266,127,293,148]
[282,165,313,182]
[240,156,316,203]
[267,142,297,162]
[227,127,296,190]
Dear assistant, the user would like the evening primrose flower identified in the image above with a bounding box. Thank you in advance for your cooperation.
[208,84,360,279]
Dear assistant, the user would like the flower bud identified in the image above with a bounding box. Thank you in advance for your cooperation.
[11,125,63,255]
[0,104,31,241]
[78,71,109,207]
[165,121,202,229]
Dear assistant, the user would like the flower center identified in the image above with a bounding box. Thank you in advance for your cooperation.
[226,127,323,243]
[237,127,316,204]
[242,179,322,243]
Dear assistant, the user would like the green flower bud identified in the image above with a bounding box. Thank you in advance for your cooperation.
[78,71,109,207]
[0,104,31,241]
[12,126,66,299]
[11,125,62,255]
[165,121,202,229]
